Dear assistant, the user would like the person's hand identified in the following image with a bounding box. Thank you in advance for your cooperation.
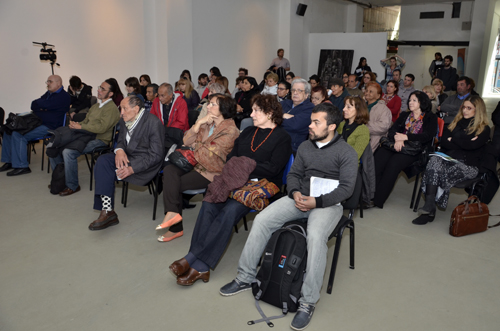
[70,112,75,119]
[116,166,134,180]
[394,133,408,142]
[236,104,243,113]
[471,136,478,141]
[294,192,316,212]
[115,149,129,169]
[68,121,81,130]
[283,114,294,119]
[394,140,405,152]
[198,113,217,126]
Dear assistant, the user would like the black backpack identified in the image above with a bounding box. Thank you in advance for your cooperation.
[50,163,66,195]
[249,222,308,327]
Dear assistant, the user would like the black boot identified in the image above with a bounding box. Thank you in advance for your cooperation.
[412,214,435,225]
[419,184,437,217]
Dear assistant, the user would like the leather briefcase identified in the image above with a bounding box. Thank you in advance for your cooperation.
[450,196,492,237]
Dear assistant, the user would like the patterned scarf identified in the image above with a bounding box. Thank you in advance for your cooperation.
[404,112,425,134]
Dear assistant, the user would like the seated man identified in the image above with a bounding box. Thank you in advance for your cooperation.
[145,83,159,113]
[438,76,472,125]
[150,83,189,131]
[220,103,358,331]
[345,74,363,97]
[0,75,70,176]
[49,79,121,195]
[88,96,165,230]
[281,78,315,153]
[68,75,93,121]
[329,77,350,110]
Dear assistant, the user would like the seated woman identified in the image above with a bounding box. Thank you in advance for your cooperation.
[124,77,145,103]
[358,72,377,94]
[365,82,392,152]
[139,74,152,99]
[337,95,370,162]
[234,76,260,128]
[156,94,240,242]
[432,78,448,105]
[276,80,290,102]
[168,94,292,285]
[372,91,438,209]
[177,78,200,112]
[310,85,331,106]
[382,80,402,122]
[422,85,438,114]
[286,72,295,85]
[413,95,490,225]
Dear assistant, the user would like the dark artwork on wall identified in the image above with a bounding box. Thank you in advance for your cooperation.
[317,50,354,88]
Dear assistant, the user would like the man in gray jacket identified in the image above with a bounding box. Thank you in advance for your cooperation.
[219,103,358,330]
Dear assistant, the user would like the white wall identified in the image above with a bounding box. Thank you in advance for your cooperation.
[399,2,474,41]
[307,32,387,80]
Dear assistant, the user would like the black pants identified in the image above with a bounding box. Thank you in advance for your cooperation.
[373,147,419,208]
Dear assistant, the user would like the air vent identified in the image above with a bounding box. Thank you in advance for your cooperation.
[462,21,472,30]
[420,12,445,19]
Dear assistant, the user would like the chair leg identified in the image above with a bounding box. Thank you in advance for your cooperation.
[413,177,424,212]
[89,154,95,191]
[349,222,355,269]
[243,215,248,231]
[327,227,346,294]
[410,173,420,209]
[234,223,239,233]
[41,141,45,171]
[152,174,161,221]
[122,182,128,207]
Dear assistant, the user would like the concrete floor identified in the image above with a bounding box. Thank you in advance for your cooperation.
[1,143,500,331]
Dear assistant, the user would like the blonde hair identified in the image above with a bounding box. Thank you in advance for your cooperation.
[267,73,279,83]
[448,95,489,135]
[178,78,194,98]
[422,85,437,100]
[432,79,444,95]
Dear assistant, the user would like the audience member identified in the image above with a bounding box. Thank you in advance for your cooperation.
[107,78,124,108]
[168,94,292,286]
[270,48,291,71]
[346,74,364,97]
[178,78,200,111]
[342,72,349,87]
[435,55,458,94]
[310,86,330,106]
[0,75,70,176]
[49,79,120,196]
[215,76,231,95]
[382,80,402,122]
[428,52,444,79]
[145,83,159,113]
[234,76,260,128]
[359,72,377,94]
[281,78,315,153]
[277,81,291,102]
[438,76,472,125]
[68,75,92,120]
[139,74,152,99]
[196,73,209,98]
[422,85,438,113]
[398,74,416,112]
[329,78,349,110]
[338,95,370,161]
[309,74,320,88]
[180,69,193,84]
[286,72,295,84]
[156,94,240,242]
[219,103,357,331]
[261,73,279,95]
[354,57,372,81]
[432,78,448,105]
[413,95,490,225]
[124,77,145,103]
[151,83,189,131]
[88,96,165,230]
[238,68,248,77]
[365,82,392,152]
[196,83,227,121]
[372,91,437,209]
[231,76,245,98]
[380,54,406,82]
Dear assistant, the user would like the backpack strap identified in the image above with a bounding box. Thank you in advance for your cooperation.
[248,299,286,327]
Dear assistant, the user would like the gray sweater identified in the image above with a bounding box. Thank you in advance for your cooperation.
[287,134,358,208]
[440,94,465,125]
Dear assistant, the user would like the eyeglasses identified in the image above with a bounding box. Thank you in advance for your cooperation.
[277,87,287,91]
[98,86,109,92]
[46,80,53,84]
[291,89,305,94]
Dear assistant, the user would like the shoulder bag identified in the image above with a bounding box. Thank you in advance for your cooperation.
[449,195,500,237]
[230,179,280,211]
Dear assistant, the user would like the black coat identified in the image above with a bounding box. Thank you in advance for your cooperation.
[68,84,93,113]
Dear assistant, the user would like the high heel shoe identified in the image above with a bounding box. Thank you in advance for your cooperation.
[177,268,210,286]
[169,257,190,277]
[156,214,182,230]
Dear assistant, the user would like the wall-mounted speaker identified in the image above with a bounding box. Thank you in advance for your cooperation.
[296,3,307,16]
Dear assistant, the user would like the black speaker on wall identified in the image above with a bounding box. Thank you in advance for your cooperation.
[296,3,307,16]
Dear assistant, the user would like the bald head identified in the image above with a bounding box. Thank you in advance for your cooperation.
[47,75,63,93]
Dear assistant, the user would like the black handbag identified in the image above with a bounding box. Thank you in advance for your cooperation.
[0,113,43,135]
[168,147,197,173]
[379,136,423,156]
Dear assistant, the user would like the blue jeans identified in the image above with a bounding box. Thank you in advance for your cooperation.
[236,196,343,305]
[49,139,107,191]
[1,125,49,168]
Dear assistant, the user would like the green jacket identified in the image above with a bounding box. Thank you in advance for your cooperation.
[80,100,120,144]
[337,121,370,162]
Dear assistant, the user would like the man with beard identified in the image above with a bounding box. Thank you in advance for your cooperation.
[435,55,458,94]
[219,103,358,331]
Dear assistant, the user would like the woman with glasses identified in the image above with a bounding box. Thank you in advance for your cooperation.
[276,81,291,102]
[412,95,490,225]
[310,86,330,106]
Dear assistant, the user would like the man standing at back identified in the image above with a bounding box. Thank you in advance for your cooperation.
[0,75,70,176]
[435,55,458,95]
[220,103,358,331]
[398,74,416,112]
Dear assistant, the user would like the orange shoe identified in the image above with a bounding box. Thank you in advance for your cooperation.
[155,213,182,230]
[158,231,183,242]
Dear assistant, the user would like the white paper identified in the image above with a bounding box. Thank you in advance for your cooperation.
[310,176,339,198]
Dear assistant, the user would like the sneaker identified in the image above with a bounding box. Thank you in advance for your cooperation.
[290,303,315,331]
[219,279,252,296]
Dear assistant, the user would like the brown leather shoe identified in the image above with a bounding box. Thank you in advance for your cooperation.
[88,210,119,231]
[177,268,210,286]
[169,258,190,277]
[59,186,81,196]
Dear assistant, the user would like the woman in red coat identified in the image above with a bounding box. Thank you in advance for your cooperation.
[382,80,402,123]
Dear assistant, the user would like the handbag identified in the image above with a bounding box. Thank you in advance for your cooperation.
[379,136,423,156]
[0,112,43,135]
[169,147,198,173]
[230,179,280,211]
[449,195,500,237]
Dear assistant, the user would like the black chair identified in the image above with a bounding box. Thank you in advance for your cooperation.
[121,177,156,219]
[84,124,119,190]
[0,107,4,145]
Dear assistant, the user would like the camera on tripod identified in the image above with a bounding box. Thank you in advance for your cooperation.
[33,41,60,74]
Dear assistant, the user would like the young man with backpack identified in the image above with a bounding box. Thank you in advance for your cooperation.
[220,103,358,330]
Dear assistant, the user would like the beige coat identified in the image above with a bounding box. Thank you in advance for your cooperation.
[366,100,392,152]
